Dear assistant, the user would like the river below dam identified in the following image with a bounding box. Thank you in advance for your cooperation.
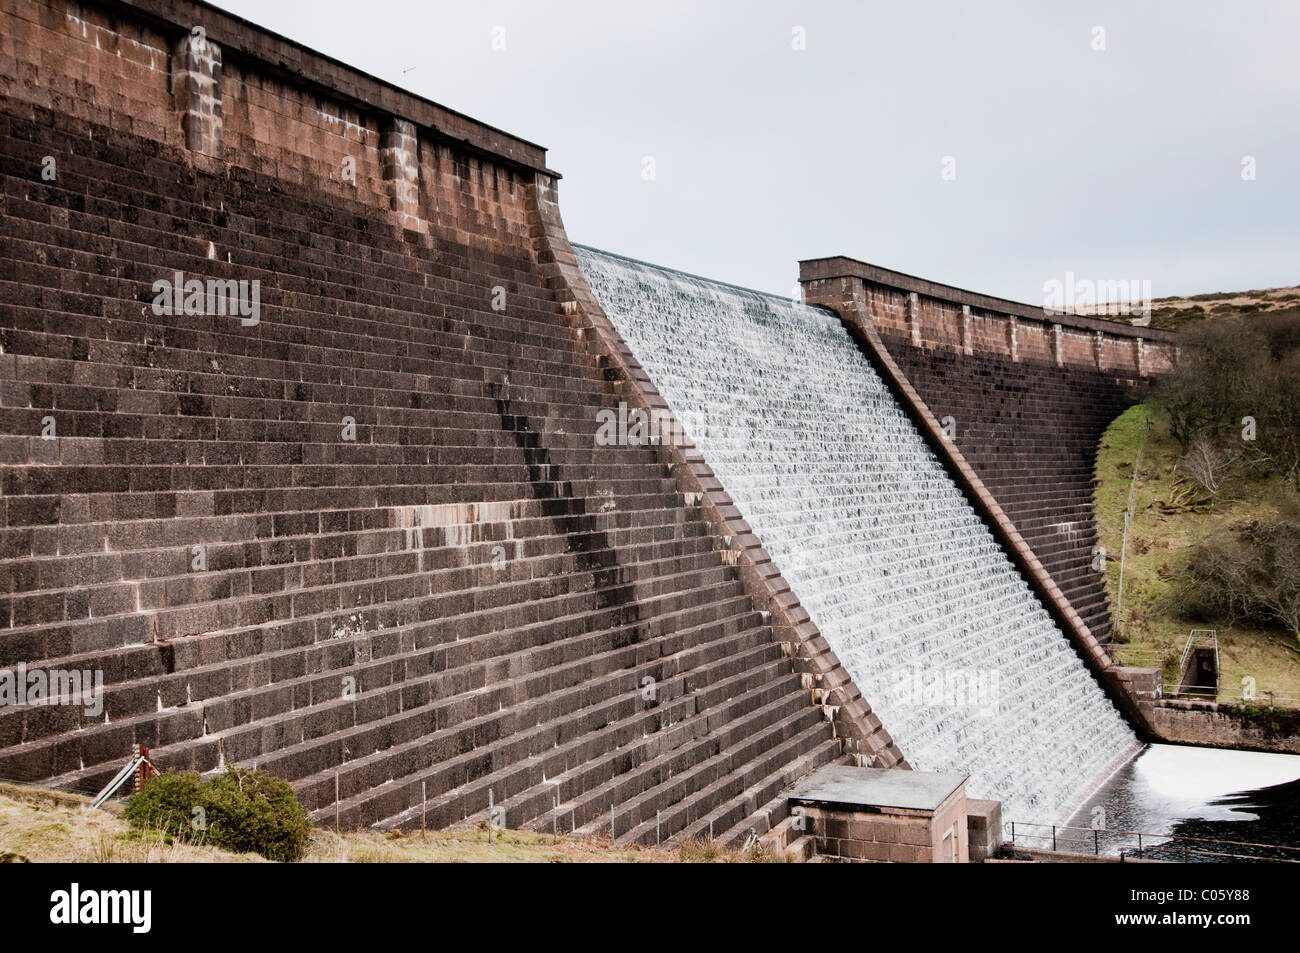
[1048,744,1300,861]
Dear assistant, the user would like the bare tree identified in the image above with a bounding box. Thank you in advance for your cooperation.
[1177,434,1239,500]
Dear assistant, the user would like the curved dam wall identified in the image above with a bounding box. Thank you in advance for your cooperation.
[801,259,1178,644]
[576,245,1139,826]
[0,0,898,845]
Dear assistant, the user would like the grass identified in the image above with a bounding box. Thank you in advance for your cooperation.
[0,782,780,863]
[1148,291,1300,331]
[1094,402,1300,701]
[0,782,255,863]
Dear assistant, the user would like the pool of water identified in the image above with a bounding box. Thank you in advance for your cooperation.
[1050,744,1300,861]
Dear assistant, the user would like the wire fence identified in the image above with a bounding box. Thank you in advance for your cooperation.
[1103,644,1300,709]
[1007,821,1300,863]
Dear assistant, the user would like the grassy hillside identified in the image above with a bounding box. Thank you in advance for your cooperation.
[0,783,773,864]
[1149,290,1300,331]
[1094,402,1300,701]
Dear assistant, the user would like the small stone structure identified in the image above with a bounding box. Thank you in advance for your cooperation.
[965,799,1003,862]
[788,764,972,863]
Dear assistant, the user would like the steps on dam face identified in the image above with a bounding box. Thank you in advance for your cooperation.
[0,104,843,826]
[876,332,1139,642]
[368,656,825,838]
[575,244,1140,825]
[0,538,734,758]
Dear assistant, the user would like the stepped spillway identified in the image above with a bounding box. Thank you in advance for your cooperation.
[575,245,1138,825]
[876,341,1141,644]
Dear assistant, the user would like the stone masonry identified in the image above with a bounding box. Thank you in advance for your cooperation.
[0,0,900,847]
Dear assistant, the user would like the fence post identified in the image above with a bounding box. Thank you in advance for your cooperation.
[1116,417,1151,629]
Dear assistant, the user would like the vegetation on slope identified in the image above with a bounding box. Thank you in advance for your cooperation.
[0,783,779,864]
[1095,404,1300,700]
[1149,291,1300,331]
[123,767,311,862]
[1095,309,1300,701]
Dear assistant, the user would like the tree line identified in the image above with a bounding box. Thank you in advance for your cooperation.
[1154,311,1300,645]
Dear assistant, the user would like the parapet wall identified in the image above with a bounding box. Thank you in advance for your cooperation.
[2,0,551,246]
[802,257,1176,646]
[800,256,1177,375]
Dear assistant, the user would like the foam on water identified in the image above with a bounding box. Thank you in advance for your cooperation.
[576,245,1138,825]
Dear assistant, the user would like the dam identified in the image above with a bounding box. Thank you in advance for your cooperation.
[0,0,1231,860]
[575,246,1140,826]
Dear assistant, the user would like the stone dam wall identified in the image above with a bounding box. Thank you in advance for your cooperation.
[0,0,1184,842]
[0,0,904,845]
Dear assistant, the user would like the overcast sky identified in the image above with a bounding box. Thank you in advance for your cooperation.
[209,0,1298,303]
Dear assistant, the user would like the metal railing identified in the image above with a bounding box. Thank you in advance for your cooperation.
[1159,687,1300,707]
[90,744,157,809]
[1007,821,1300,863]
[1176,628,1219,693]
[1106,640,1300,709]
[1104,644,1168,668]
[1123,684,1300,708]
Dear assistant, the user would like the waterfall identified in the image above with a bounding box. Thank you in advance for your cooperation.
[575,245,1138,826]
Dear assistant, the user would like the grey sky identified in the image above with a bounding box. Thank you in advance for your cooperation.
[209,0,1299,303]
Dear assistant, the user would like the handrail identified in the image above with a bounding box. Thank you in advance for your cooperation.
[1152,686,1300,706]
[1008,820,1300,862]
[1176,629,1219,694]
[89,745,156,809]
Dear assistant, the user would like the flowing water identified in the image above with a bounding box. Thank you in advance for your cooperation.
[1064,744,1300,860]
[575,245,1138,826]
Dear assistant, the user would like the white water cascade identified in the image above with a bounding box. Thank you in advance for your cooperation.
[576,245,1139,826]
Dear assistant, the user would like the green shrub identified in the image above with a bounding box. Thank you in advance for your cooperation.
[1171,519,1300,646]
[123,769,205,840]
[125,766,310,862]
[201,767,310,862]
